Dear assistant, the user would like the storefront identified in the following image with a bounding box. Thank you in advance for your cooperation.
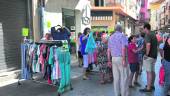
[32,0,91,41]
[0,0,32,72]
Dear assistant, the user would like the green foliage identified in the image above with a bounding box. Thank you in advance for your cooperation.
[108,28,115,35]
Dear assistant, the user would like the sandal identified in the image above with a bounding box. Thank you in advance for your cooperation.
[145,85,155,90]
[139,88,152,92]
[83,76,89,80]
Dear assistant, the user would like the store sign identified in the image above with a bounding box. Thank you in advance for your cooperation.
[82,17,90,25]
[82,4,90,25]
[22,28,29,37]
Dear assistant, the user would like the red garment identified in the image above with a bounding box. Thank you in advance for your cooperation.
[39,44,47,73]
[128,43,138,64]
[159,65,165,86]
[156,34,162,43]
[48,76,52,84]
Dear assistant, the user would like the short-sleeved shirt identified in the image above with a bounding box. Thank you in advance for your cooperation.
[144,31,158,59]
[80,35,88,55]
[128,43,138,64]
[108,31,127,57]
[137,36,144,54]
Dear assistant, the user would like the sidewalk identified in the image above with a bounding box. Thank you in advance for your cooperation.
[0,54,166,96]
[0,54,82,87]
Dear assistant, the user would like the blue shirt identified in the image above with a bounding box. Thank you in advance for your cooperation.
[80,35,88,55]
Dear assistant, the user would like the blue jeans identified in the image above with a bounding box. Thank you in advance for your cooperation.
[162,59,170,94]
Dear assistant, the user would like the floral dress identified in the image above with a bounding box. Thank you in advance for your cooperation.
[97,42,110,73]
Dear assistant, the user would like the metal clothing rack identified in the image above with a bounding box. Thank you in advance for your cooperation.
[18,40,73,96]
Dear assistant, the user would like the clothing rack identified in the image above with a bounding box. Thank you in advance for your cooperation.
[18,40,73,96]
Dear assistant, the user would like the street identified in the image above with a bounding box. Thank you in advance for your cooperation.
[0,55,166,96]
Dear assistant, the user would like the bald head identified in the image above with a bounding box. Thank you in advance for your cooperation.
[115,24,122,32]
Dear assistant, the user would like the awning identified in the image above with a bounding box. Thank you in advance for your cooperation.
[91,6,127,16]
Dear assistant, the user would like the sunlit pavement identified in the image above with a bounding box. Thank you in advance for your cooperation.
[63,56,164,96]
[0,55,165,96]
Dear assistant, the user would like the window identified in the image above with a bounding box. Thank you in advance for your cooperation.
[95,0,105,6]
[95,0,99,6]
[91,11,112,16]
[141,0,145,7]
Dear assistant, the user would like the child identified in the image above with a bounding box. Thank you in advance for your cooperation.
[128,35,141,88]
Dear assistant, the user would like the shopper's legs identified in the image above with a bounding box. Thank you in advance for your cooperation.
[134,64,140,85]
[163,60,170,95]
[140,57,154,92]
[120,64,129,96]
[129,64,135,86]
[83,54,89,80]
[112,57,120,96]
[129,72,135,86]
[146,71,152,90]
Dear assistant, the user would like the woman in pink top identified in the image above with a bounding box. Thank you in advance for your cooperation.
[128,35,142,88]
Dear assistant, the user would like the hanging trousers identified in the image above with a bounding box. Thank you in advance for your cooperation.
[57,49,71,93]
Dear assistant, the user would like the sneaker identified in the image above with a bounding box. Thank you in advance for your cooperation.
[139,88,152,92]
[83,76,89,80]
[145,85,155,90]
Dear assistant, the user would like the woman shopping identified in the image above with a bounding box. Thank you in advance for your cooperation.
[97,35,112,84]
[162,35,170,96]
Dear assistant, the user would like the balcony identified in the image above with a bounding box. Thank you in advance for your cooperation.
[91,16,113,21]
[151,0,165,4]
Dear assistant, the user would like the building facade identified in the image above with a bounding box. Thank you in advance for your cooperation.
[0,0,91,73]
[139,0,149,23]
[91,0,140,36]
[149,0,170,31]
[33,0,91,41]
